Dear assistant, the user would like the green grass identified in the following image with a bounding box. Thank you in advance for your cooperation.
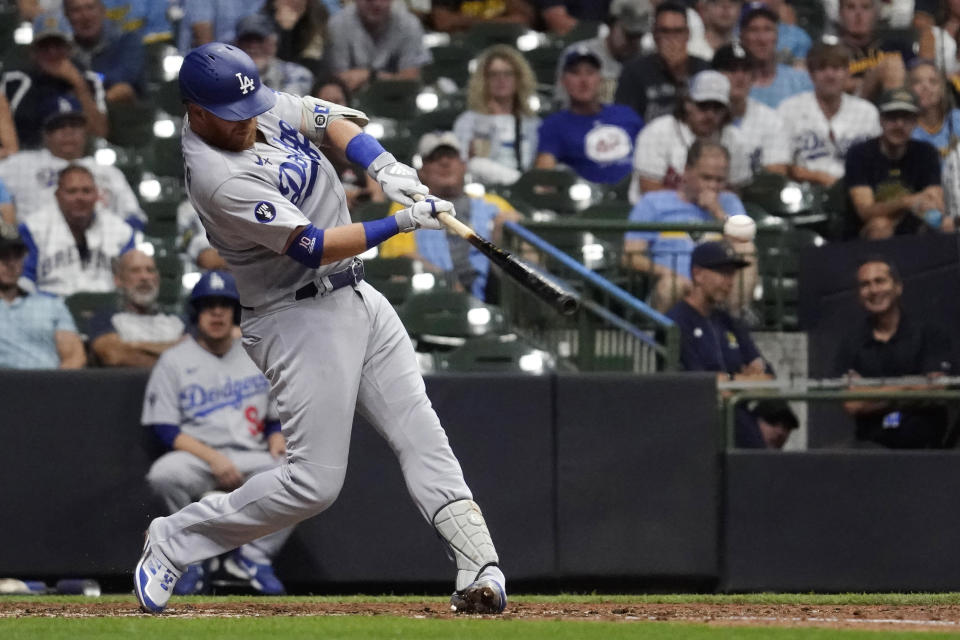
[4,594,960,639]
[4,617,960,640]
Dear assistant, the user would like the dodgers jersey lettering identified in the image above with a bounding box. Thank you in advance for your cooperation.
[142,337,277,450]
[182,90,351,308]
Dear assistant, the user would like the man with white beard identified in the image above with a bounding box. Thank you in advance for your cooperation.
[89,248,184,367]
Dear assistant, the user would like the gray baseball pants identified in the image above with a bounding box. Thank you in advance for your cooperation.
[148,281,473,571]
[146,449,294,564]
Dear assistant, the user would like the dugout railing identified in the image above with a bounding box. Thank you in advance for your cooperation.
[500,220,680,373]
[719,376,960,449]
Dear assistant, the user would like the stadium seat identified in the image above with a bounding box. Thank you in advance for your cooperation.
[153,254,184,309]
[362,256,417,306]
[351,200,391,223]
[65,291,118,338]
[524,44,564,88]
[106,102,157,147]
[579,201,632,220]
[398,289,509,350]
[507,168,586,216]
[148,134,185,179]
[462,22,528,51]
[153,78,186,117]
[437,334,552,373]
[354,79,423,121]
[754,227,822,330]
[409,106,462,139]
[422,44,473,87]
[0,9,21,60]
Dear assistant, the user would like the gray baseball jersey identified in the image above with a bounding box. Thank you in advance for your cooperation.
[182,91,351,309]
[142,336,277,450]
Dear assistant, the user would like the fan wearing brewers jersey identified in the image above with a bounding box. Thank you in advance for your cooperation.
[142,270,291,596]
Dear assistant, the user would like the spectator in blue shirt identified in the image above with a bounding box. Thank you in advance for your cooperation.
[0,219,85,369]
[102,0,173,45]
[909,59,960,166]
[666,240,772,447]
[64,0,146,103]
[624,139,755,312]
[739,1,812,107]
[177,0,266,53]
[535,47,644,184]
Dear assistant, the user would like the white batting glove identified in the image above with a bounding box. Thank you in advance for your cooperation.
[372,158,430,206]
[394,197,455,232]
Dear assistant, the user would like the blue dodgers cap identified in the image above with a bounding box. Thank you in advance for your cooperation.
[691,241,751,271]
[179,42,276,121]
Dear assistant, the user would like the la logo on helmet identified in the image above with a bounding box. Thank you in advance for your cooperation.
[236,73,255,95]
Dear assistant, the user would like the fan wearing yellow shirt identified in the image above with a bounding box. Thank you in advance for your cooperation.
[379,132,521,301]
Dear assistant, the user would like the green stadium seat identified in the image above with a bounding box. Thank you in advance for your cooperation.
[408,106,462,139]
[524,44,564,88]
[65,291,117,338]
[363,256,417,306]
[437,335,551,373]
[148,134,184,179]
[106,102,156,147]
[351,200,391,223]
[508,168,584,216]
[354,79,423,121]
[579,201,632,220]
[399,289,509,349]
[153,78,186,117]
[153,254,184,309]
[422,45,473,87]
[463,22,527,51]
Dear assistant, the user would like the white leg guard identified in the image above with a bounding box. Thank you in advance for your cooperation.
[433,499,500,591]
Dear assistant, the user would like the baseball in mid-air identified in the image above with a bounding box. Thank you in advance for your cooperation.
[723,214,757,242]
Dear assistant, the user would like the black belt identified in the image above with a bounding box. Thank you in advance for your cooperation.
[242,259,365,310]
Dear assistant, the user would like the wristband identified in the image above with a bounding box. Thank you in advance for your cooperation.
[345,133,387,168]
[362,216,400,248]
[285,224,325,268]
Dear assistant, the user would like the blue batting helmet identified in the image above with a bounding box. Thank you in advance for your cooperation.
[179,42,276,121]
[189,270,241,323]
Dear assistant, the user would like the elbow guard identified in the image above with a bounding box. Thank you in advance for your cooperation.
[300,96,369,144]
[286,224,325,268]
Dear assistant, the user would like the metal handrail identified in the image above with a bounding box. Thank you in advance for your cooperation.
[501,221,680,371]
[720,376,960,448]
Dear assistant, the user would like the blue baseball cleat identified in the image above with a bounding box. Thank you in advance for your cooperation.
[223,549,286,595]
[133,534,181,614]
[449,577,507,614]
[172,562,206,596]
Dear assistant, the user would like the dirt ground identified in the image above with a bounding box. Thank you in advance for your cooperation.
[3,599,960,631]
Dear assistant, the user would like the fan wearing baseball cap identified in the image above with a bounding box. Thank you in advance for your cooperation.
[380,132,520,301]
[631,69,753,198]
[844,88,947,239]
[711,43,789,175]
[0,219,85,370]
[553,0,652,106]
[666,239,773,447]
[535,47,644,184]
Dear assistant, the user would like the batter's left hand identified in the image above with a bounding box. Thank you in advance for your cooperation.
[375,161,429,206]
[395,197,455,232]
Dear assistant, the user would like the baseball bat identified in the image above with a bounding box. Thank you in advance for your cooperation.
[412,195,579,316]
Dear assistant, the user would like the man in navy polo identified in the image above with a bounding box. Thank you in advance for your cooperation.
[667,240,772,447]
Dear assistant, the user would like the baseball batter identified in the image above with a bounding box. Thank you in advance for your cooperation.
[134,43,506,615]
[143,270,291,596]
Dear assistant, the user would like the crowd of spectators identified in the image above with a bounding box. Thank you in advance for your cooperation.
[0,0,958,451]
